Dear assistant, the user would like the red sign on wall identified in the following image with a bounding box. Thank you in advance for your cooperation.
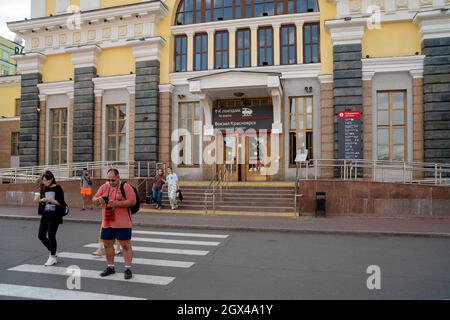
[337,111,363,119]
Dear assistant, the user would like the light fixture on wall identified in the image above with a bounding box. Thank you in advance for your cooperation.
[233,92,244,98]
[177,94,185,99]
[304,86,313,93]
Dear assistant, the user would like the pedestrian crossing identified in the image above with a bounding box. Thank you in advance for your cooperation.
[0,228,230,300]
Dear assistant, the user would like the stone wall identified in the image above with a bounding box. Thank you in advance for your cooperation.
[134,60,160,176]
[423,37,450,167]
[19,73,42,167]
[73,67,96,163]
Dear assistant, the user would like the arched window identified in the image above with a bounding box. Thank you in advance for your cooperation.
[175,0,319,25]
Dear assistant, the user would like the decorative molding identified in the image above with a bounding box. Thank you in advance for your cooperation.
[0,117,20,122]
[68,45,101,68]
[409,69,424,78]
[362,55,425,78]
[171,12,320,35]
[0,75,21,87]
[92,74,135,93]
[159,84,175,93]
[413,9,450,40]
[318,74,334,84]
[8,1,168,54]
[325,17,367,45]
[330,0,450,21]
[129,37,166,62]
[362,71,375,81]
[37,80,74,98]
[170,63,322,85]
[12,52,46,74]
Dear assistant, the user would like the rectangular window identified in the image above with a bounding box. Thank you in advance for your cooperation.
[49,108,67,165]
[106,104,127,161]
[179,102,202,165]
[15,99,20,117]
[11,132,19,156]
[258,27,273,66]
[215,31,229,69]
[289,97,313,164]
[254,0,275,17]
[304,22,320,64]
[377,91,407,161]
[236,29,251,68]
[194,33,208,71]
[280,25,296,65]
[175,35,187,72]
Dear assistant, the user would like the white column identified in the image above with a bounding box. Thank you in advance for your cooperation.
[268,76,283,134]
[199,93,214,136]
[186,32,194,72]
[273,24,281,66]
[207,29,214,70]
[250,26,258,67]
[295,21,304,64]
[228,27,236,69]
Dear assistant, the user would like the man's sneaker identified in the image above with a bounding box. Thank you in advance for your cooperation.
[44,255,58,266]
[124,268,132,280]
[100,266,115,277]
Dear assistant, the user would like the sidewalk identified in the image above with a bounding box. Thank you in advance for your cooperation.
[1,205,450,238]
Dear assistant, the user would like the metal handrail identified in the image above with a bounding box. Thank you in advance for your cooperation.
[0,161,159,184]
[204,165,219,214]
[294,159,450,186]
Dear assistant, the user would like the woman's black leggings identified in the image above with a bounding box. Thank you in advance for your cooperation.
[38,216,60,256]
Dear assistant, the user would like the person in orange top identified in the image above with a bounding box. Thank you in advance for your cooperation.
[80,168,93,211]
[92,168,136,280]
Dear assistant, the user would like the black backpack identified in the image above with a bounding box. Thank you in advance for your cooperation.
[120,181,140,214]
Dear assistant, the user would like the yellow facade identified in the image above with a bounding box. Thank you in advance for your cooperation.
[0,86,20,118]
[40,0,424,84]
[362,21,422,58]
[319,0,336,75]
[97,47,136,77]
[42,53,74,83]
[159,0,177,84]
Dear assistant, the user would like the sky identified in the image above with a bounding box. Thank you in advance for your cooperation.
[0,0,30,42]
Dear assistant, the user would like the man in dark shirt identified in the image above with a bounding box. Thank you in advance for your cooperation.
[152,168,166,209]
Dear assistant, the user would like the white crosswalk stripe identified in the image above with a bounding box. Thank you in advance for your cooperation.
[133,230,229,239]
[131,237,221,246]
[9,264,175,286]
[57,252,194,268]
[84,243,210,256]
[0,228,230,299]
[0,284,145,300]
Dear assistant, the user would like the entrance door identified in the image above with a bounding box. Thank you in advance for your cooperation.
[245,133,269,181]
[223,135,239,181]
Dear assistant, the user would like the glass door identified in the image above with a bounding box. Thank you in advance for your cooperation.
[245,133,269,181]
[223,135,239,181]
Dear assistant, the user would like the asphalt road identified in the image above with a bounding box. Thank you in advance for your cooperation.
[0,218,449,300]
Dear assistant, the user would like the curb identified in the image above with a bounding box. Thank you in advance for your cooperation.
[1,214,450,239]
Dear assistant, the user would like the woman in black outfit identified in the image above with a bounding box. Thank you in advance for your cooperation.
[38,171,65,266]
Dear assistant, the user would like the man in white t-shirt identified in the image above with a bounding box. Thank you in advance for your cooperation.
[166,167,179,210]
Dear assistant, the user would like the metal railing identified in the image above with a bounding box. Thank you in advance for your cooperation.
[203,166,230,214]
[295,159,450,186]
[293,158,450,216]
[0,161,159,184]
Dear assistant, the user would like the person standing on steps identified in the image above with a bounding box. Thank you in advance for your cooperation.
[92,168,136,280]
[152,168,166,210]
[166,167,179,210]
[37,171,66,266]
